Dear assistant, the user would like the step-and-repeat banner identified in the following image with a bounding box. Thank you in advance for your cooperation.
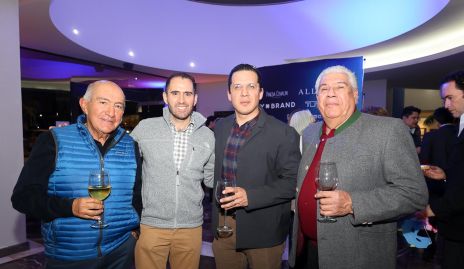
[258,57,364,123]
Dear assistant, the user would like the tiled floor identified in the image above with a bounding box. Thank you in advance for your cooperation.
[1,192,442,268]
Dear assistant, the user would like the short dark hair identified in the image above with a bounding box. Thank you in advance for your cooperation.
[227,64,262,92]
[440,70,464,92]
[165,72,197,93]
[401,106,421,118]
[433,107,454,125]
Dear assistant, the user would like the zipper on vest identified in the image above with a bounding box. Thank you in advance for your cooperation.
[174,170,180,227]
[97,228,103,257]
[86,128,126,257]
[95,132,122,257]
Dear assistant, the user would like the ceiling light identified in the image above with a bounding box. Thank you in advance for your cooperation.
[72,28,79,35]
[128,50,135,57]
[134,77,138,80]
[190,62,195,68]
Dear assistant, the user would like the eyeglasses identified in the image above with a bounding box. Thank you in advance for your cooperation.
[317,83,351,96]
[230,83,260,91]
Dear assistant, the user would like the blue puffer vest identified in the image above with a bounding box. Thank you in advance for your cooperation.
[41,115,139,261]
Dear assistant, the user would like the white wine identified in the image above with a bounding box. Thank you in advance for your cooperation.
[88,186,111,201]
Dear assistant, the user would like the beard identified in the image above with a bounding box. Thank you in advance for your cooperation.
[168,105,194,121]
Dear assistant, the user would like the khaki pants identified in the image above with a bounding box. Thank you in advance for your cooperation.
[212,216,285,269]
[135,224,202,269]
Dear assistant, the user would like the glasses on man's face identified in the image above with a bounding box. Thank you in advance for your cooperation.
[230,83,260,91]
[317,83,350,96]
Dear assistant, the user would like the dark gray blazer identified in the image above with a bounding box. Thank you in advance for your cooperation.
[289,113,428,269]
[212,110,301,249]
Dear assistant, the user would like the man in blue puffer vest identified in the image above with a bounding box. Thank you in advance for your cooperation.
[12,80,141,269]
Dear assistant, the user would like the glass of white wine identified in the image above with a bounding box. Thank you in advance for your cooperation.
[88,171,111,229]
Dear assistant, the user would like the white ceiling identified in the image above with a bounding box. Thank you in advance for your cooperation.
[19,0,464,87]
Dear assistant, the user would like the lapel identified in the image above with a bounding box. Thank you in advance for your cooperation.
[297,123,322,189]
[457,130,464,144]
[217,115,235,159]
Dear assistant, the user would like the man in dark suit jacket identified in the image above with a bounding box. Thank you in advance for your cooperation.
[211,64,301,269]
[419,107,457,261]
[420,107,457,198]
[425,70,464,269]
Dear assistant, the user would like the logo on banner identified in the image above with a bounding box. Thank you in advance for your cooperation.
[298,88,317,96]
[265,90,289,98]
[260,102,296,110]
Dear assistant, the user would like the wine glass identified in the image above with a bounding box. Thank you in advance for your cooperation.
[215,178,235,238]
[316,162,339,223]
[88,171,111,228]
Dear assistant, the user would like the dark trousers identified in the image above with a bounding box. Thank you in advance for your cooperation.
[442,239,464,269]
[293,237,318,269]
[46,235,136,269]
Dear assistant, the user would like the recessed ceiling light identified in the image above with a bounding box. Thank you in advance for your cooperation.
[134,77,138,80]
[128,51,135,57]
[72,28,79,35]
[189,62,195,68]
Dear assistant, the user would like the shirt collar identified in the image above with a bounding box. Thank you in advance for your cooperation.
[459,114,464,136]
[234,112,259,128]
[320,110,361,136]
[169,117,195,132]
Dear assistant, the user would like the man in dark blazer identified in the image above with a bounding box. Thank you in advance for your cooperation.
[425,70,464,269]
[419,107,457,261]
[420,107,457,200]
[420,107,457,169]
[211,64,301,269]
[289,65,428,269]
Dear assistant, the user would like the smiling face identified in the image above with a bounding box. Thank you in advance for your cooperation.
[79,81,125,142]
[316,72,358,129]
[163,76,198,128]
[441,80,464,118]
[227,70,263,125]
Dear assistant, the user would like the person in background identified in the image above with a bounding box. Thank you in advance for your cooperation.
[424,70,464,269]
[11,80,141,269]
[289,65,428,269]
[288,109,316,261]
[289,109,316,136]
[131,72,214,269]
[402,105,422,153]
[419,106,457,262]
[212,63,301,269]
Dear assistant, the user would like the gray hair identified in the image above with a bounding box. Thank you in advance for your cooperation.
[289,110,316,135]
[83,80,124,101]
[314,65,358,94]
